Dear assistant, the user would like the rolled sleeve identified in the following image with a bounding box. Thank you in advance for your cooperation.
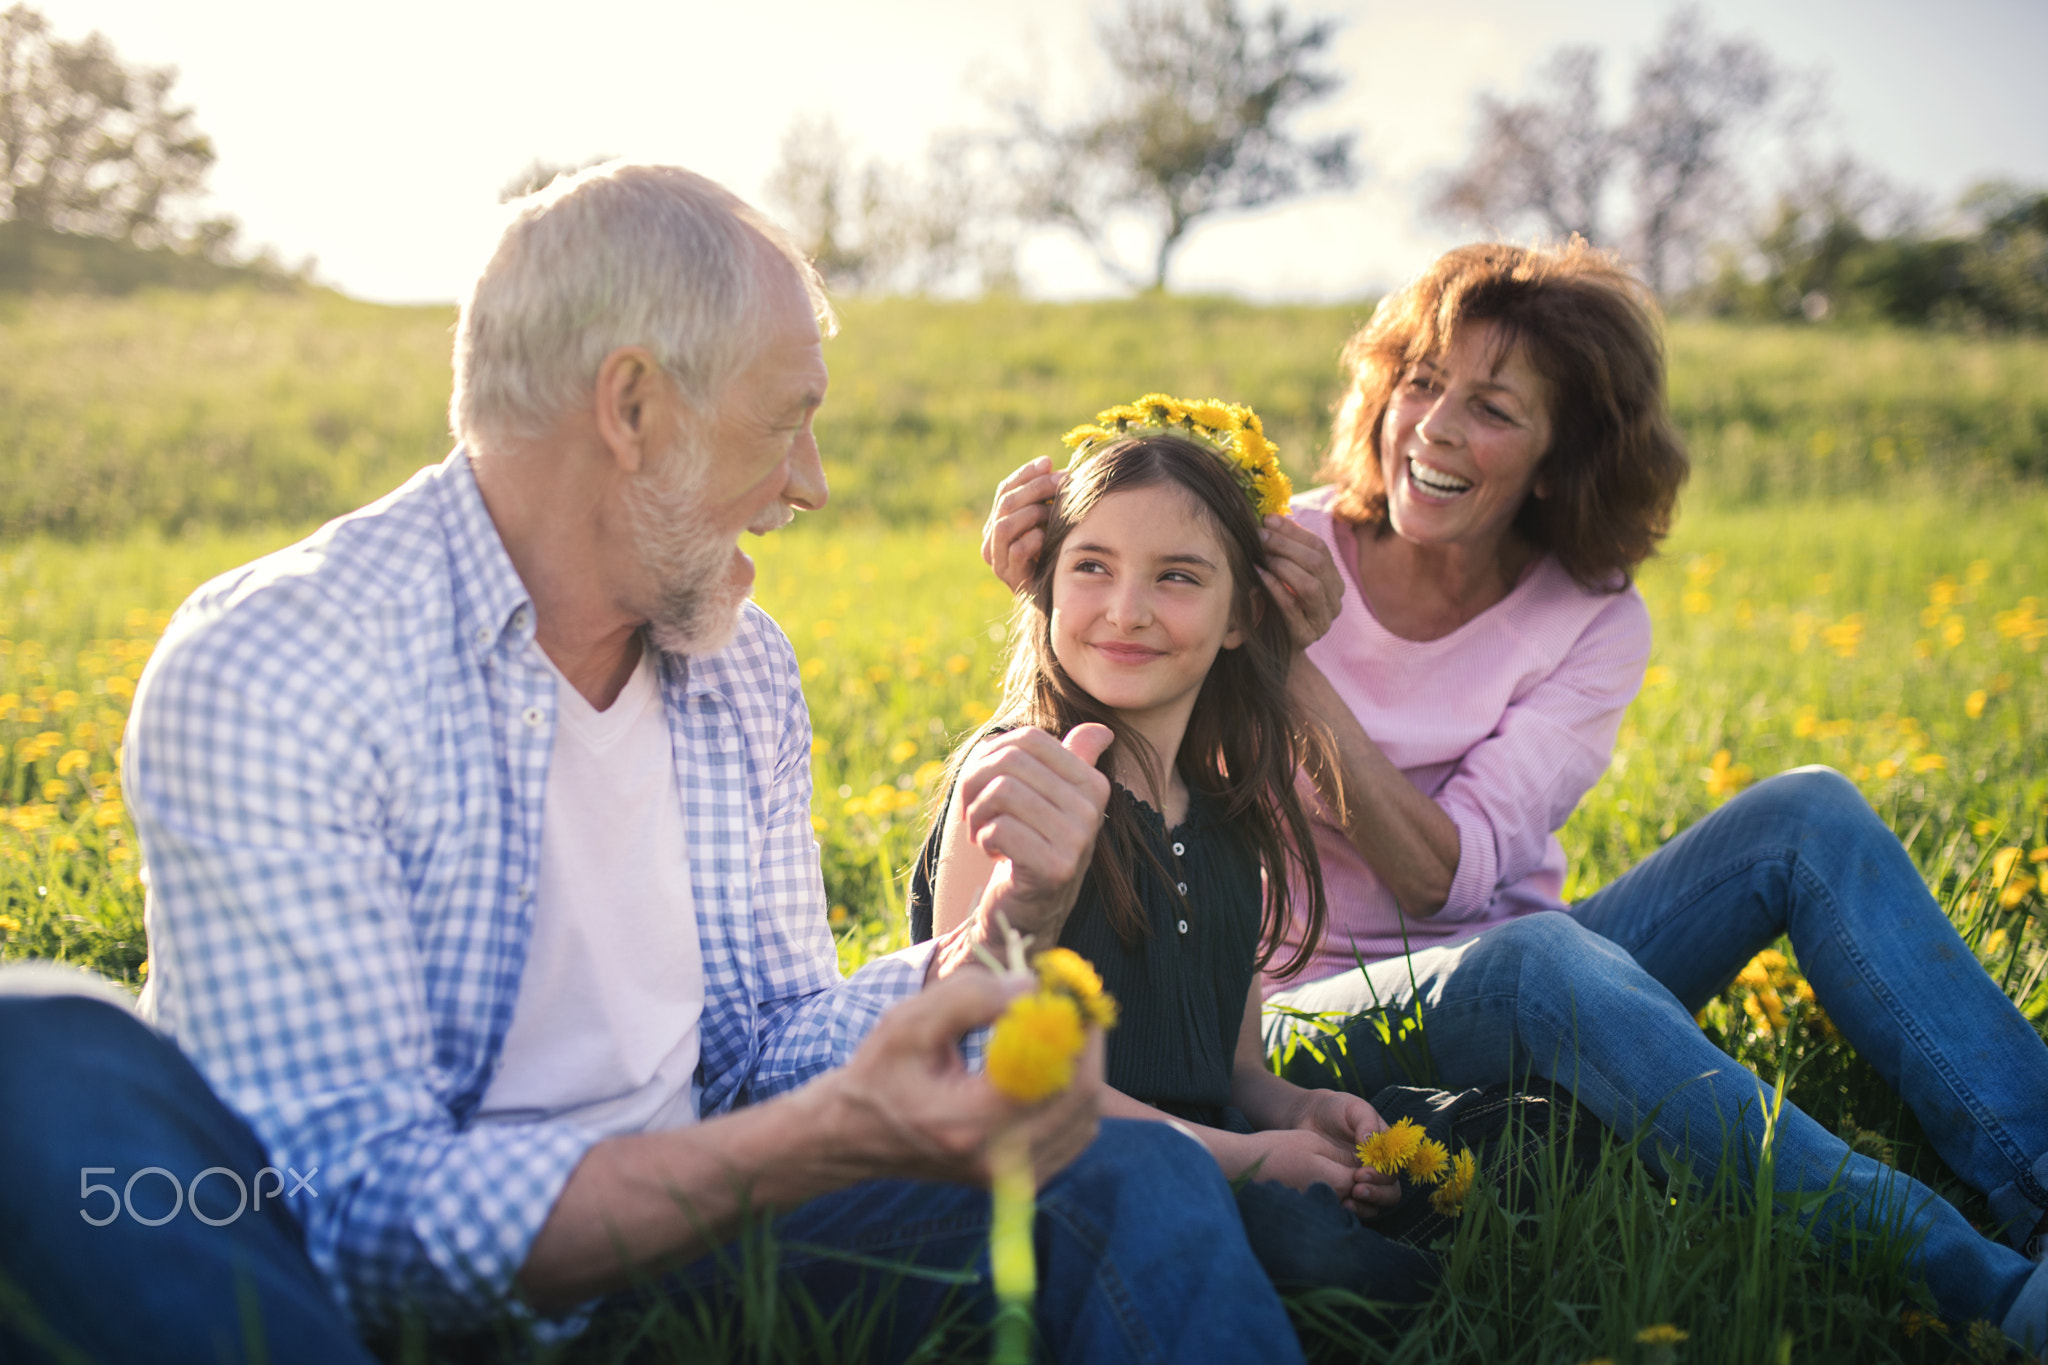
[1428,591,1651,923]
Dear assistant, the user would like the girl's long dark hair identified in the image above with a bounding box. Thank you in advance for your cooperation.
[957,433,1332,980]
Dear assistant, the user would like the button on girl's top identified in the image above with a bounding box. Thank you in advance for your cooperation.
[906,779,1261,1126]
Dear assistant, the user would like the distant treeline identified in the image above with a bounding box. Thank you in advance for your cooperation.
[0,222,299,295]
[1697,184,2048,332]
[2,290,2044,542]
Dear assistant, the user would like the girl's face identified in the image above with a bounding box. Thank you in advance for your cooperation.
[1377,319,1554,562]
[1049,484,1244,734]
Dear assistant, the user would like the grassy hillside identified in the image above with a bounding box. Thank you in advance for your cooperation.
[1,290,2044,539]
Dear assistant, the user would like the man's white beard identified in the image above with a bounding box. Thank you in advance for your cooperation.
[623,429,789,657]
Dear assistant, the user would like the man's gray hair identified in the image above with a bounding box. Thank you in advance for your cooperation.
[450,162,835,448]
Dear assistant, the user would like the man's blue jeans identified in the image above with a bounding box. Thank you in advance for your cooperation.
[1265,766,2048,1328]
[658,1120,1304,1364]
[0,992,1301,1364]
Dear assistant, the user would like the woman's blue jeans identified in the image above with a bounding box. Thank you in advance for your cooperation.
[1265,766,2048,1328]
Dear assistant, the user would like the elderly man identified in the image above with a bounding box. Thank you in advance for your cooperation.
[0,165,1300,1362]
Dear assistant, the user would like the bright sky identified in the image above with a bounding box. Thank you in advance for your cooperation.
[36,0,2048,304]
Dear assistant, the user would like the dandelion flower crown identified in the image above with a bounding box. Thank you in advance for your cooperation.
[1060,392,1292,519]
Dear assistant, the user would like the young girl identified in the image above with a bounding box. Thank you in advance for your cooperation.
[910,395,1432,1297]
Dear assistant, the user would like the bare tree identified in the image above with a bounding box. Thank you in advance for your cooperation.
[1430,5,1801,297]
[765,117,891,289]
[1625,6,1785,295]
[764,116,1015,295]
[1005,0,1356,292]
[1429,47,1614,246]
[0,4,223,250]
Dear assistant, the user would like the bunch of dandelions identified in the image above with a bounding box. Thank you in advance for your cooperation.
[1357,1117,1480,1217]
[977,920,1118,1365]
[985,936,1119,1103]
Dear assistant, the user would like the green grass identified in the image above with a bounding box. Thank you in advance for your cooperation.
[2,295,2045,1362]
[3,290,2046,538]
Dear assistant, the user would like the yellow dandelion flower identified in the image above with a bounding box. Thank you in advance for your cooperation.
[1430,1148,1478,1215]
[1134,394,1182,425]
[1965,1319,2005,1361]
[1701,750,1754,798]
[2002,875,2038,909]
[1032,947,1118,1028]
[1060,422,1114,451]
[1984,928,2010,956]
[1356,1117,1425,1174]
[987,990,1086,1103]
[1405,1137,1451,1185]
[1187,400,1237,430]
[0,915,20,933]
[1644,664,1676,687]
[946,653,971,675]
[888,739,919,764]
[1992,847,2025,881]
[1898,1306,1942,1339]
[1634,1324,1688,1345]
[1966,689,1988,719]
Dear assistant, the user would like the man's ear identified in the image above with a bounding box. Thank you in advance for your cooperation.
[593,346,675,475]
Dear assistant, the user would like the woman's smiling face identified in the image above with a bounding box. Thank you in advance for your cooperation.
[1049,484,1244,734]
[1377,319,1554,563]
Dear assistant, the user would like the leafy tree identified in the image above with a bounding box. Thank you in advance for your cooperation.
[0,4,226,252]
[1431,5,1798,297]
[1003,0,1356,292]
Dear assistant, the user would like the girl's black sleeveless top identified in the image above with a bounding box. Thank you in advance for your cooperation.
[907,781,1262,1127]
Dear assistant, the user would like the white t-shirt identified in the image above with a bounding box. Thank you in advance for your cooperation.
[475,646,705,1136]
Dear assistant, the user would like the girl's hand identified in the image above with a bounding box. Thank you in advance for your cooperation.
[1257,515,1344,651]
[1226,1126,1359,1196]
[982,458,1065,593]
[1290,1088,1402,1218]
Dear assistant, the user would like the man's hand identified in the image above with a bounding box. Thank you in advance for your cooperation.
[1256,514,1344,652]
[959,723,1113,940]
[927,724,1113,980]
[982,457,1064,594]
[819,970,1104,1187]
[520,972,1103,1310]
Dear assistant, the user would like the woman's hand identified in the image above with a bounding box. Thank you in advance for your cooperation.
[1257,514,1344,651]
[1283,1086,1402,1217]
[982,457,1065,594]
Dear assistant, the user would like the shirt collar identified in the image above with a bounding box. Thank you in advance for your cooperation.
[429,448,538,665]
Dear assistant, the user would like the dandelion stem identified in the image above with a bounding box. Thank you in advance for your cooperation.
[991,1134,1036,1365]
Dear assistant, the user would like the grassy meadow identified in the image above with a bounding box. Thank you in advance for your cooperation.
[2,287,2047,1363]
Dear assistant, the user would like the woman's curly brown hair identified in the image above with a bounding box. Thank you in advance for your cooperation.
[1321,239,1690,590]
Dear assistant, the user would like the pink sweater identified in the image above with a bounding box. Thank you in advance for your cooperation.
[1273,486,1651,987]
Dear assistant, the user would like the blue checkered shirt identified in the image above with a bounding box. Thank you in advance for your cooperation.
[126,450,931,1331]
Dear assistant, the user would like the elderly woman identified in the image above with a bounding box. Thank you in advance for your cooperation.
[982,241,2048,1345]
